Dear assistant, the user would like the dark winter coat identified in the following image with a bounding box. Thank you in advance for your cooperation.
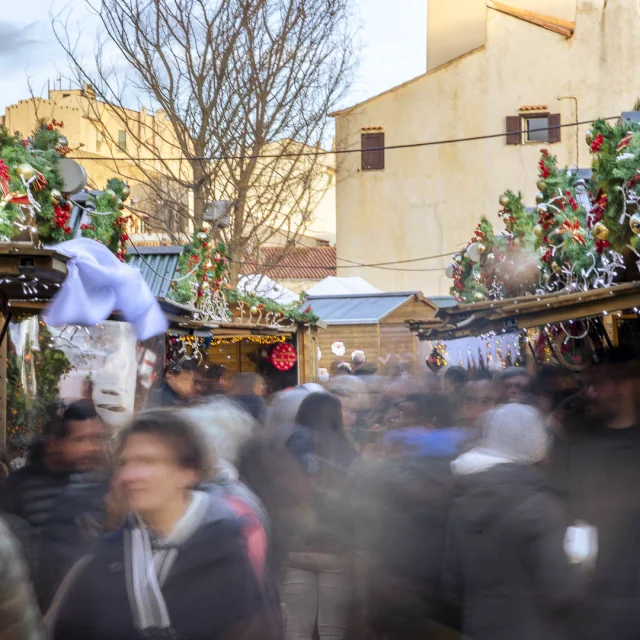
[148,382,189,407]
[36,472,108,611]
[550,424,640,640]
[50,517,282,640]
[1,462,69,530]
[445,464,582,640]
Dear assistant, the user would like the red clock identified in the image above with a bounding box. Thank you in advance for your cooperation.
[270,343,297,371]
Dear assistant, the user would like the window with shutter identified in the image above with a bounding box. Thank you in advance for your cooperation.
[361,132,385,171]
[506,116,521,145]
[548,113,561,143]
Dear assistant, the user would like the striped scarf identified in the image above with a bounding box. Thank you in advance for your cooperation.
[123,491,208,638]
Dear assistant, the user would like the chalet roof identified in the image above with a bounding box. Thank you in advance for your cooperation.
[307,292,416,325]
[128,245,183,299]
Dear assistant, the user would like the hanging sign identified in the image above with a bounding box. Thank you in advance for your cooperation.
[270,342,297,371]
[331,341,346,357]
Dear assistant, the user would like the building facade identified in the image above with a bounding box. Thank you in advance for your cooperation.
[332,0,640,295]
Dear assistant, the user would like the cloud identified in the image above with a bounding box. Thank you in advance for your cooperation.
[0,21,46,56]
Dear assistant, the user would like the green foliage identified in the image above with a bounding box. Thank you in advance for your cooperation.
[6,322,72,456]
[226,289,319,324]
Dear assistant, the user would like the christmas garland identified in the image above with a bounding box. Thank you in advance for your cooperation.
[169,228,319,324]
[449,111,640,303]
[0,121,131,258]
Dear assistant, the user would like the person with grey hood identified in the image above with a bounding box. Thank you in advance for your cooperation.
[444,404,584,640]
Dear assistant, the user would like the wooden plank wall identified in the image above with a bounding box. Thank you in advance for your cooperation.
[316,324,379,374]
[379,324,419,372]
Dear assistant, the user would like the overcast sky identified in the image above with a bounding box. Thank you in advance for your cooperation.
[0,0,426,114]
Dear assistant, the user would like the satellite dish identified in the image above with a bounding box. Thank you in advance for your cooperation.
[59,158,88,195]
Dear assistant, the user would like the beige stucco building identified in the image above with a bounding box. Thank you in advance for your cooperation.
[332,0,640,295]
[1,87,336,245]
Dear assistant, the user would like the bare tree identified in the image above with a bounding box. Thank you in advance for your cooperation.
[53,0,354,280]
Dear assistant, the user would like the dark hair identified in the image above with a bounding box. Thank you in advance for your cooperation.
[118,409,210,478]
[206,364,227,381]
[296,393,344,434]
[232,373,264,395]
[167,359,200,376]
[443,366,468,386]
[468,369,495,382]
[50,400,98,439]
[404,393,453,428]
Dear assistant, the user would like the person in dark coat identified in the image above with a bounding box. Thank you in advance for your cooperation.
[33,400,110,611]
[230,373,268,425]
[550,347,640,640]
[46,408,281,640]
[446,403,583,640]
[148,359,201,407]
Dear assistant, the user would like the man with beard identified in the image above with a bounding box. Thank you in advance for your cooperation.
[550,346,640,640]
[32,400,109,611]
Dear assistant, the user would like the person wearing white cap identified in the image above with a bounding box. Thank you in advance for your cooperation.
[445,404,583,640]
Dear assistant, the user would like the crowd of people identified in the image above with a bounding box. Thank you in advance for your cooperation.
[0,346,639,639]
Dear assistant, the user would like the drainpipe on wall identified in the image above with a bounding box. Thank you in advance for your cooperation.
[557,96,580,167]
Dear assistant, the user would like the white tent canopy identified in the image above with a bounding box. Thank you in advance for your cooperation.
[306,276,382,297]
[237,274,299,304]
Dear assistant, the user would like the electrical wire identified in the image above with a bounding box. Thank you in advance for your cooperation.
[67,116,620,163]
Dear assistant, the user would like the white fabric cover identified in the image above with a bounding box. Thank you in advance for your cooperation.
[45,238,168,340]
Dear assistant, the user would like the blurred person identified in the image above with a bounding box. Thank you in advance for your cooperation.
[204,364,228,396]
[327,376,369,449]
[231,373,268,424]
[335,362,352,375]
[148,359,200,407]
[351,350,367,375]
[531,365,581,415]
[264,387,312,445]
[461,377,501,427]
[0,518,43,640]
[35,400,110,611]
[382,393,468,459]
[276,393,358,640]
[446,404,583,640]
[442,366,468,395]
[550,347,640,640]
[47,409,281,640]
[499,367,533,404]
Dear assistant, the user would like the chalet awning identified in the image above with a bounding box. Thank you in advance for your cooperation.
[408,282,640,340]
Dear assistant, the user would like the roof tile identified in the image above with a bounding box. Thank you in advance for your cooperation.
[242,246,337,280]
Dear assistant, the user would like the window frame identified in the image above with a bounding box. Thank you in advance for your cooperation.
[117,130,127,153]
[361,131,385,171]
[523,113,551,144]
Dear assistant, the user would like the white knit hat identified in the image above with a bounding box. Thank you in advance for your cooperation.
[481,403,549,464]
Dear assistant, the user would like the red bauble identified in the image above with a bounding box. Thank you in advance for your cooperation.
[270,343,297,371]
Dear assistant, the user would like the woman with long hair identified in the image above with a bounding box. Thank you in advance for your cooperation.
[278,392,358,640]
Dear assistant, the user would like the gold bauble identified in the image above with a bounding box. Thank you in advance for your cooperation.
[200,281,209,291]
[536,180,547,192]
[473,291,486,302]
[630,213,640,235]
[16,163,36,181]
[499,194,510,208]
[592,221,610,241]
[249,305,259,314]
[121,184,131,201]
[535,191,545,204]
[453,254,462,263]
[477,242,486,255]
[586,129,594,145]
[551,261,562,275]
[533,224,544,238]
[104,188,117,201]
[50,189,62,205]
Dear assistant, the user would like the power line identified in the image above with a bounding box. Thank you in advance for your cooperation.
[232,257,451,272]
[67,116,620,163]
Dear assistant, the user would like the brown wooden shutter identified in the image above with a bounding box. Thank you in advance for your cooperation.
[548,113,561,143]
[361,132,385,170]
[505,116,521,145]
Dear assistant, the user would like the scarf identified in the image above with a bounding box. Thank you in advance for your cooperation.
[450,449,515,476]
[124,491,208,638]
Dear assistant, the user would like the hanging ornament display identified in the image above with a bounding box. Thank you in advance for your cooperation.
[499,194,510,208]
[630,213,640,235]
[426,346,446,373]
[270,343,297,371]
[537,179,547,192]
[591,222,610,240]
[444,263,456,279]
